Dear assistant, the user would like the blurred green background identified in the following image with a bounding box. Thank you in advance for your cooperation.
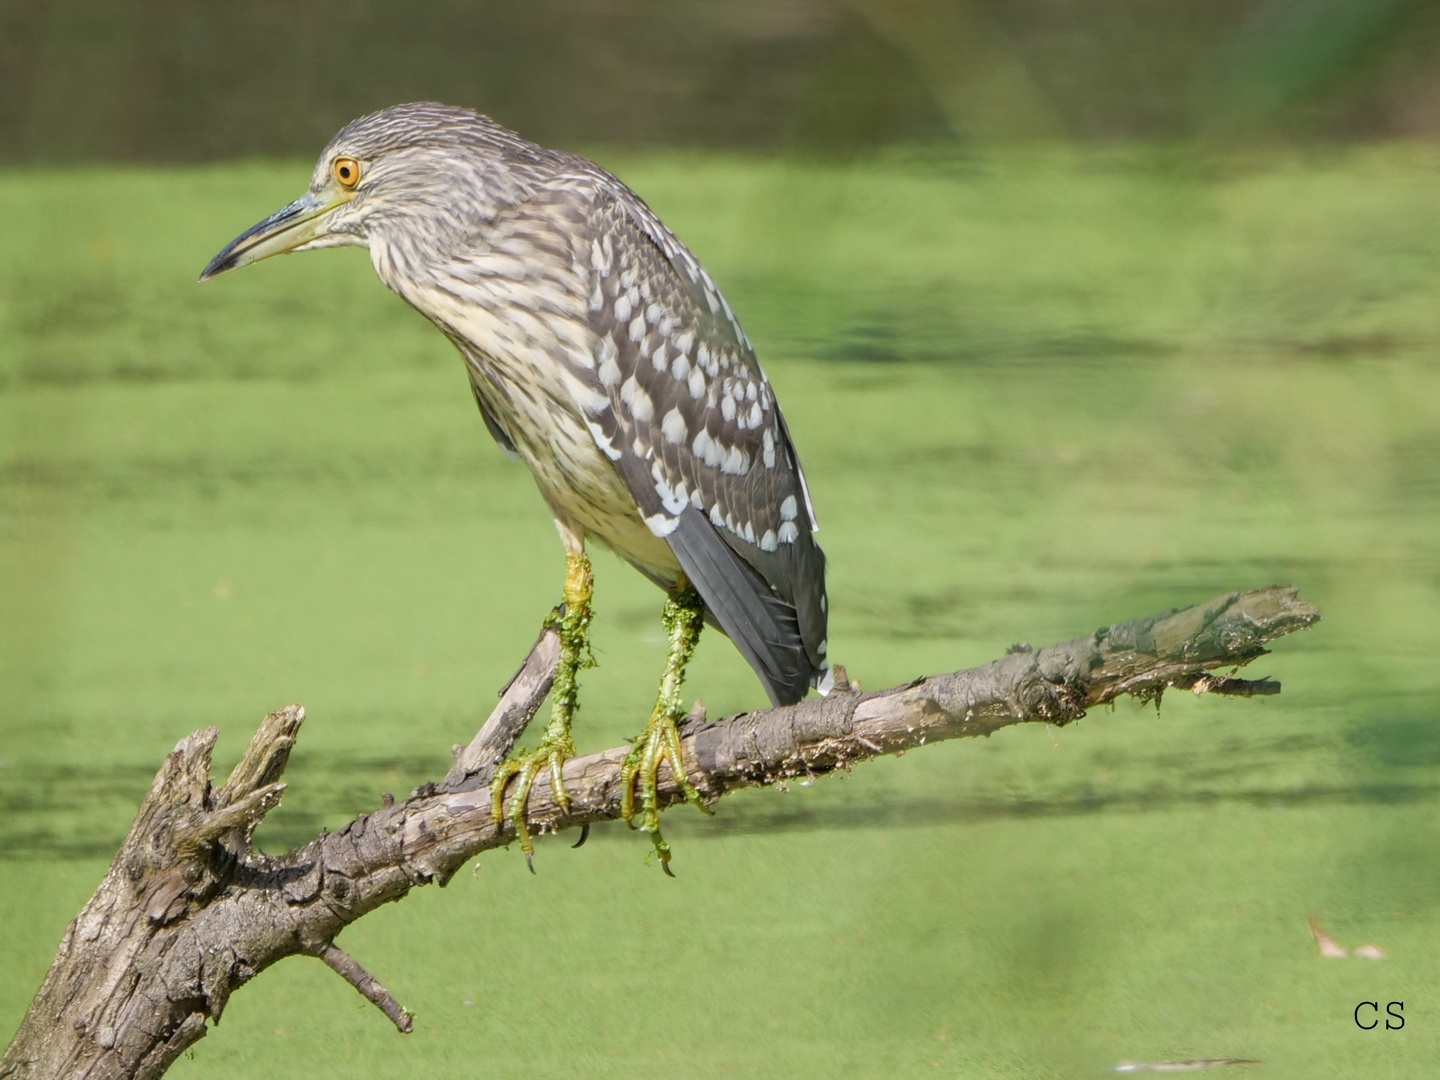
[3,2,1440,1077]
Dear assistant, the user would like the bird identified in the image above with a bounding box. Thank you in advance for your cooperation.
[201,103,829,871]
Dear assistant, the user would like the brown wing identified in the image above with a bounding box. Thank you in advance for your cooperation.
[577,184,828,704]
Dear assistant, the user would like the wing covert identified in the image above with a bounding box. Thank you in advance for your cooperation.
[575,185,829,701]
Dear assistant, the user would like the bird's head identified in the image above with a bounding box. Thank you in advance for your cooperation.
[200,102,551,281]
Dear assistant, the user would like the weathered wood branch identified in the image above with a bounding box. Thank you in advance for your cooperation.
[1,586,1318,1080]
[443,621,561,789]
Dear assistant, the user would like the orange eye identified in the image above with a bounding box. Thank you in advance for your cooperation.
[333,157,361,188]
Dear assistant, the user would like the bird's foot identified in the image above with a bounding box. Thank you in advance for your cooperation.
[619,707,710,876]
[491,546,594,869]
[619,582,708,874]
[490,731,576,869]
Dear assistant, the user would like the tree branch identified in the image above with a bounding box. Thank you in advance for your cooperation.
[1,586,1318,1080]
[442,621,561,790]
[310,944,413,1034]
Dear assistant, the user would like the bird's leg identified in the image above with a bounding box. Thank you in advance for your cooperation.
[620,579,711,874]
[490,547,594,863]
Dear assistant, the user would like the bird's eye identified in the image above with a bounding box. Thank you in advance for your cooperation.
[333,157,361,188]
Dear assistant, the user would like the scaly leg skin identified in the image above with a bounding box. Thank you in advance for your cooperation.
[491,547,594,869]
[620,580,711,876]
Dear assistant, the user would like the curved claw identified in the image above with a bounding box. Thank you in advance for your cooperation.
[648,819,677,876]
[571,823,590,849]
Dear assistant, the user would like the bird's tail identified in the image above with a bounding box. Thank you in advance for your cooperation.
[665,508,820,706]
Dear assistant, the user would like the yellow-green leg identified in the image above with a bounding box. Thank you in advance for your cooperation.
[491,548,594,866]
[620,579,711,875]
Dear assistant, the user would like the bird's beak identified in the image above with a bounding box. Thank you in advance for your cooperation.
[199,189,347,281]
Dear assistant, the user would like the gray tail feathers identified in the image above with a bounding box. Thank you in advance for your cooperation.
[665,508,817,706]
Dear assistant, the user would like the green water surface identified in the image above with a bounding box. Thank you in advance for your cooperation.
[3,145,1439,1077]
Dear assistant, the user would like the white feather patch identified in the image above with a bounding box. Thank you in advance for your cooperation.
[661,407,688,445]
[644,512,679,537]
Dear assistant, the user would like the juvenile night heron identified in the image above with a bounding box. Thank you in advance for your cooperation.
[202,103,829,870]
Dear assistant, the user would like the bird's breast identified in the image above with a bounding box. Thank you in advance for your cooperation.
[380,256,680,580]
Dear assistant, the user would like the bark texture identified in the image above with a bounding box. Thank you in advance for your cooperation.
[1,586,1319,1080]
